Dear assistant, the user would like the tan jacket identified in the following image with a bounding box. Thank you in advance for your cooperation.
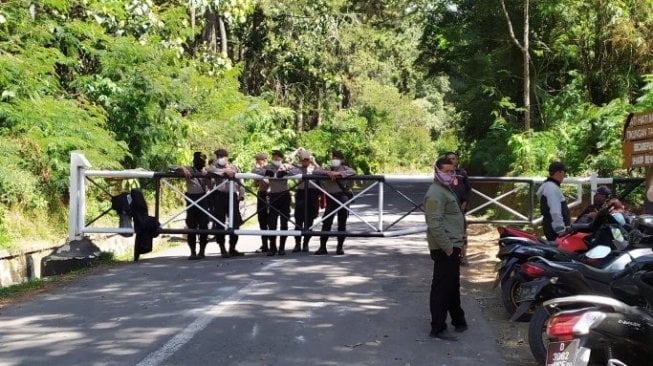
[423,181,465,254]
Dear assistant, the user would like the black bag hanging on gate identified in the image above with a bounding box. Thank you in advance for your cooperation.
[129,189,159,259]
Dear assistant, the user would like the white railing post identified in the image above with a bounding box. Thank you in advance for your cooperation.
[590,171,598,204]
[69,152,91,241]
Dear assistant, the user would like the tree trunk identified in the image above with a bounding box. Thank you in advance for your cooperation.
[297,98,304,132]
[500,0,531,133]
[218,16,228,56]
[202,10,218,53]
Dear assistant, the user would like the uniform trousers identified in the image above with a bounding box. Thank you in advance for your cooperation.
[186,192,208,255]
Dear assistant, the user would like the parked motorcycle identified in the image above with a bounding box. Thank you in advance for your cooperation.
[515,243,653,364]
[542,260,653,366]
[497,208,629,319]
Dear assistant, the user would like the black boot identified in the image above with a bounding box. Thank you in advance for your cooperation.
[302,238,310,252]
[229,243,244,257]
[188,243,198,260]
[197,243,207,259]
[278,241,286,256]
[292,236,301,253]
[336,241,344,255]
[218,242,230,258]
[314,238,328,255]
[267,241,278,256]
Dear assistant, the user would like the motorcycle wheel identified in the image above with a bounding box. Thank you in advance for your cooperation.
[528,306,550,366]
[500,275,531,322]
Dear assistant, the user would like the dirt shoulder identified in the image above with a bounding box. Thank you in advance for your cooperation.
[463,224,538,366]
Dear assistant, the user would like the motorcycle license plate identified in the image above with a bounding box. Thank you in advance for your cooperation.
[546,339,580,366]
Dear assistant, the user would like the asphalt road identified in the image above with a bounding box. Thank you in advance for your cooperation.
[0,182,507,366]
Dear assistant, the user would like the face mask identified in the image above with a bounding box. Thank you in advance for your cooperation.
[217,157,227,166]
[272,160,282,167]
[434,168,454,185]
[331,159,341,167]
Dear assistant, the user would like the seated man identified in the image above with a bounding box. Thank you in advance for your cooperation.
[576,186,611,224]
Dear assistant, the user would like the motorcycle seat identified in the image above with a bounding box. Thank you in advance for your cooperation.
[572,262,619,284]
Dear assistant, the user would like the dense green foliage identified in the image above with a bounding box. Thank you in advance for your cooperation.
[0,0,652,247]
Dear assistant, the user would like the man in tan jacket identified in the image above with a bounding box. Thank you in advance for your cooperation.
[424,156,467,341]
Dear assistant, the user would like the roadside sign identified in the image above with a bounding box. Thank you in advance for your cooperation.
[624,111,653,168]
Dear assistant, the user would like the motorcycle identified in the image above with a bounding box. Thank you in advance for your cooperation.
[542,260,653,366]
[514,242,653,364]
[496,208,629,319]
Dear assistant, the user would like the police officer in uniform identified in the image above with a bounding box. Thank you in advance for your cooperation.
[290,149,321,253]
[314,150,355,255]
[207,148,246,258]
[254,150,293,256]
[173,152,210,260]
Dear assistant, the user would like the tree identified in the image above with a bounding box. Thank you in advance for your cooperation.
[500,0,531,132]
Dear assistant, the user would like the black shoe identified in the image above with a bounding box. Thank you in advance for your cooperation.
[336,249,344,255]
[302,244,309,252]
[187,254,199,260]
[221,252,231,259]
[196,253,205,260]
[267,250,277,256]
[229,250,244,257]
[292,246,301,253]
[314,248,328,255]
[255,246,269,253]
[429,330,458,341]
[278,250,286,256]
[454,324,468,333]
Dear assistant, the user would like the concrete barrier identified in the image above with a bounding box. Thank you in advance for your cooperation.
[0,235,135,288]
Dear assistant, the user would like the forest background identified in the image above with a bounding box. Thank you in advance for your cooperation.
[1,0,653,249]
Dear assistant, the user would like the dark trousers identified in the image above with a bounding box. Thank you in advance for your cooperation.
[256,191,270,248]
[294,189,320,247]
[320,194,349,247]
[268,191,291,248]
[542,220,557,241]
[186,193,208,255]
[212,191,242,248]
[429,247,466,333]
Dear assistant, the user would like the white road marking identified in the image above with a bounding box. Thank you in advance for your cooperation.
[136,262,279,366]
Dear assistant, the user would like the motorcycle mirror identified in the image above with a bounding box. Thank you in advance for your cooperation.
[585,245,611,259]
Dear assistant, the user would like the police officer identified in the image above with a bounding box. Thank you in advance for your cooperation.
[174,152,210,260]
[254,150,293,256]
[207,148,245,258]
[290,149,321,253]
[252,152,271,253]
[313,150,355,255]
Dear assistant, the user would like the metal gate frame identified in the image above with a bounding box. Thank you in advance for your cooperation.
[69,152,645,241]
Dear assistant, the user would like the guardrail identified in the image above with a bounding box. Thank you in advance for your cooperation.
[69,152,645,241]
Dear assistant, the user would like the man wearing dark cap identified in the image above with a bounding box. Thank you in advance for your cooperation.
[252,152,270,253]
[537,161,570,240]
[207,148,246,258]
[576,185,611,223]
